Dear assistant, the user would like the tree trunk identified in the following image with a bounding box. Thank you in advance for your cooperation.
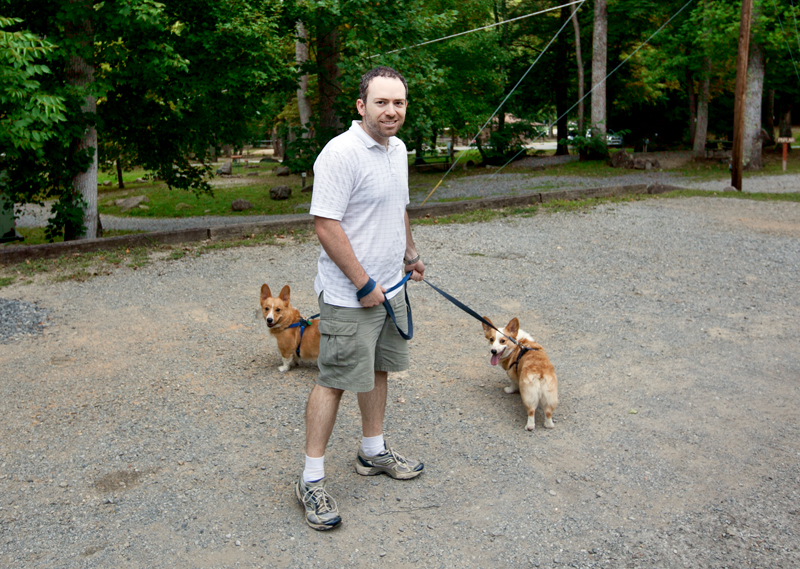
[65,1,97,240]
[685,65,697,146]
[692,59,711,156]
[317,19,342,142]
[555,5,571,155]
[296,20,312,131]
[572,9,585,134]
[494,0,508,138]
[116,159,124,189]
[591,0,607,137]
[764,89,775,145]
[743,40,765,169]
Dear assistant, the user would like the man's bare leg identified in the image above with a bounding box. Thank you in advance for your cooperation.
[358,371,387,437]
[305,384,344,457]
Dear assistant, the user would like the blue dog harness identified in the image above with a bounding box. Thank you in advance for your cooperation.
[287,314,319,357]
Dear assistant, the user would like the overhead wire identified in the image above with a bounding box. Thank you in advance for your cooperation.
[369,0,584,59]
[491,0,697,177]
[419,0,586,206]
[771,0,800,87]
[789,0,800,54]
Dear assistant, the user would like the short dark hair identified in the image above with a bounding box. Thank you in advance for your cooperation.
[359,66,408,103]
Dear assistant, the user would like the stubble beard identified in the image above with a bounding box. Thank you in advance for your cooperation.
[364,111,402,141]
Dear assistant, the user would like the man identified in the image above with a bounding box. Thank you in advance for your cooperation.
[295,66,425,531]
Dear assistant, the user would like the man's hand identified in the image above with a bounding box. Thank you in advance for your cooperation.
[404,258,425,282]
[359,282,386,308]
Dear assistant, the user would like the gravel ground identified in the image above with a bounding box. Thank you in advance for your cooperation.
[0,298,52,344]
[2,195,800,568]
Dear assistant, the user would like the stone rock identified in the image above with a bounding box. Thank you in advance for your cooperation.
[175,203,192,211]
[301,184,313,193]
[247,172,259,177]
[610,149,634,169]
[216,161,232,176]
[134,177,146,183]
[102,180,112,186]
[633,157,647,170]
[231,199,253,211]
[270,185,292,200]
[114,195,150,212]
[723,186,738,192]
[275,166,291,177]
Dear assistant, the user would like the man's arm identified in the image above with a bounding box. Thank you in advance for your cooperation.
[403,211,425,282]
[315,216,385,308]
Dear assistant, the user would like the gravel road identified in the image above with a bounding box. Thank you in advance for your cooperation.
[2,195,800,568]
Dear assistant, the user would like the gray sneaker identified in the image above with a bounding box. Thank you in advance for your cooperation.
[294,476,342,531]
[355,446,424,480]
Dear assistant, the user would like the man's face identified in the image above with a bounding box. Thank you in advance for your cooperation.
[356,76,407,145]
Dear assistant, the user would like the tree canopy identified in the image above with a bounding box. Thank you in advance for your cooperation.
[3,0,800,239]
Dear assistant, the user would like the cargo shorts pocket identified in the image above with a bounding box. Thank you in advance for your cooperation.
[318,321,358,367]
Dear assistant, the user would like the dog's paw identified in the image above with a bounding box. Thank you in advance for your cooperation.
[504,386,519,394]
[525,418,536,431]
[278,364,289,372]
[544,418,555,429]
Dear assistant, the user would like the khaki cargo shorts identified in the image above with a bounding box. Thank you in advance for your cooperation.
[316,291,410,393]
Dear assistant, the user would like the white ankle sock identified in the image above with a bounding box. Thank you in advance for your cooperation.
[303,455,325,483]
[361,434,385,457]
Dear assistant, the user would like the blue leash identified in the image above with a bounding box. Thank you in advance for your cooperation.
[383,272,413,340]
[357,271,414,340]
[419,277,533,352]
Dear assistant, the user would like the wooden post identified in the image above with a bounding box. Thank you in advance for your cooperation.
[731,0,753,191]
[778,137,794,171]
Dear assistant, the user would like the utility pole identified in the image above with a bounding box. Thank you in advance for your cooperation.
[731,0,753,191]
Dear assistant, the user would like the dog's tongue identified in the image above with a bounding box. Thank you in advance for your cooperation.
[490,353,499,366]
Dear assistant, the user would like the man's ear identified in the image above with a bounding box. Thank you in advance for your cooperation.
[356,98,366,117]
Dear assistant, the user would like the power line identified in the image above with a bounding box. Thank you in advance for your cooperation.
[492,0,697,177]
[419,0,586,206]
[370,0,584,59]
[772,0,800,87]
[789,0,800,55]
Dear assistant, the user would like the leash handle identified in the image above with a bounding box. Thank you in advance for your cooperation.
[356,278,377,301]
[382,271,413,340]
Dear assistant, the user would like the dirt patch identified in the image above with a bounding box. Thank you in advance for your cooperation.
[94,468,155,493]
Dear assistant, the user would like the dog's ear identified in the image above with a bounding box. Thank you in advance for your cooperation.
[506,317,519,336]
[481,316,495,339]
[260,284,272,301]
[279,285,291,302]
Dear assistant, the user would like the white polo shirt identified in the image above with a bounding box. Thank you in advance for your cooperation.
[310,120,409,308]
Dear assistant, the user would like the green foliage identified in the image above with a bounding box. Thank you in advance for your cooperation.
[2,0,295,241]
[280,124,321,174]
[560,134,609,161]
[46,190,87,242]
[0,17,67,156]
[476,121,540,165]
